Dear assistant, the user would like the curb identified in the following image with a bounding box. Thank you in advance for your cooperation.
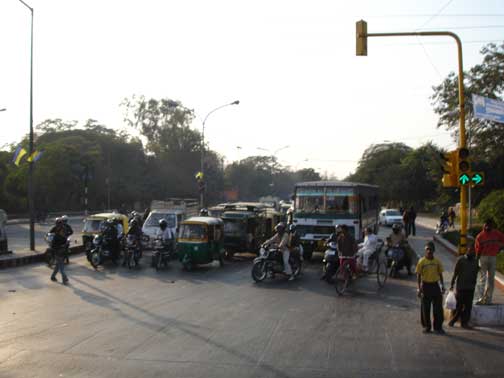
[433,234,504,292]
[0,246,84,269]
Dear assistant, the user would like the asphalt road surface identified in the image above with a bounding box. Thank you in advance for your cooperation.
[1,224,503,378]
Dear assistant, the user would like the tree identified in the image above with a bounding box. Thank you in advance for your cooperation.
[346,143,412,205]
[431,42,504,197]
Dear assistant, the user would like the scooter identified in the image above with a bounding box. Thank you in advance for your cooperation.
[321,241,339,283]
[251,245,302,282]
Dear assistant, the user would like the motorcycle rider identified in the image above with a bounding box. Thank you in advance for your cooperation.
[321,224,343,282]
[356,226,378,272]
[337,224,358,272]
[157,219,174,251]
[101,219,119,263]
[61,215,73,237]
[439,211,449,232]
[287,223,303,262]
[264,222,293,280]
[387,224,413,275]
[123,218,143,266]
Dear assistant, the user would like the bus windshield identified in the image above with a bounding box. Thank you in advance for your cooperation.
[295,187,358,215]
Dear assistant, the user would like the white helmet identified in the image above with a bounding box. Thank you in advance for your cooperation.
[61,215,68,223]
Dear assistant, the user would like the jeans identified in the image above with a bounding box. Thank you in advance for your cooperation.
[477,255,496,304]
[51,256,68,281]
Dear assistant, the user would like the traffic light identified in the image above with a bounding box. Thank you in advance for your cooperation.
[440,150,458,187]
[457,147,471,186]
[356,20,367,56]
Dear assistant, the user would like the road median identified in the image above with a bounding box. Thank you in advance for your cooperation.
[0,245,84,269]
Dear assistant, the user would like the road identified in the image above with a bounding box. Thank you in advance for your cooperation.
[4,218,83,252]
[1,224,503,378]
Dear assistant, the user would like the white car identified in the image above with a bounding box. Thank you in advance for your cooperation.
[379,209,403,226]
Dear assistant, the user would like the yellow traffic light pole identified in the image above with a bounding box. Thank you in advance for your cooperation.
[356,22,468,254]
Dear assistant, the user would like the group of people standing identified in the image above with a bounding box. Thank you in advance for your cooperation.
[399,206,417,237]
[416,218,504,334]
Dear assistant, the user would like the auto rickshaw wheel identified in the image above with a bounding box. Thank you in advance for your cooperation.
[183,261,193,271]
[218,254,224,267]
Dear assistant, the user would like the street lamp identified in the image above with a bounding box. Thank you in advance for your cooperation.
[17,0,35,250]
[200,100,239,208]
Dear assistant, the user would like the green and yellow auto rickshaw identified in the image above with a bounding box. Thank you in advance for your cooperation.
[177,216,225,271]
[82,212,129,252]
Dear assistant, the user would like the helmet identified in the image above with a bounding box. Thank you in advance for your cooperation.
[55,217,63,225]
[335,224,343,234]
[274,222,286,233]
[392,223,401,232]
[61,215,68,223]
[159,219,168,229]
[200,208,209,216]
[288,224,296,233]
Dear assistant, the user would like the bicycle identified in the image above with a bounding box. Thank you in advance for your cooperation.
[334,244,388,295]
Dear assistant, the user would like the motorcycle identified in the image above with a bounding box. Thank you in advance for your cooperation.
[251,245,302,282]
[435,220,449,234]
[385,242,408,278]
[321,241,339,283]
[87,234,118,268]
[151,237,174,271]
[124,234,142,269]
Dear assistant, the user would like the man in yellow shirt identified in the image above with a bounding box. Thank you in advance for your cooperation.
[416,242,445,334]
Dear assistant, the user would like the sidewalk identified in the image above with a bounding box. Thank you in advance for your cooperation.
[415,216,504,326]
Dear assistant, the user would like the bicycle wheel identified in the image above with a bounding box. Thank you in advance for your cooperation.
[334,266,349,295]
[376,260,388,288]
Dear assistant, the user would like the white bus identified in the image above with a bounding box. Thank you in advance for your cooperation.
[292,181,379,260]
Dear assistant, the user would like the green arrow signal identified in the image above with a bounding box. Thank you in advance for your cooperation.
[472,173,483,185]
[459,174,470,185]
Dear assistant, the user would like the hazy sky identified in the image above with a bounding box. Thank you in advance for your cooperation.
[1,0,503,178]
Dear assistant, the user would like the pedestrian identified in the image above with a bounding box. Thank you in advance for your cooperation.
[50,220,69,284]
[475,219,504,305]
[403,209,410,237]
[416,241,445,334]
[409,206,417,236]
[337,224,358,273]
[449,240,479,329]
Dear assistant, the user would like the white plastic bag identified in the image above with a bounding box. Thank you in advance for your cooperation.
[444,290,457,310]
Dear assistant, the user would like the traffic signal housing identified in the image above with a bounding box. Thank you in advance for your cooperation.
[440,150,458,187]
[356,20,367,56]
[457,147,471,185]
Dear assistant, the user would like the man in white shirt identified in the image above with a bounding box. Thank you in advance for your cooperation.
[357,227,378,272]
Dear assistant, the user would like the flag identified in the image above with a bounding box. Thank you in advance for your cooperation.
[12,146,27,166]
[27,149,44,163]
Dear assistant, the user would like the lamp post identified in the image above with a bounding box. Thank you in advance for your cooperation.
[200,100,239,208]
[17,0,35,250]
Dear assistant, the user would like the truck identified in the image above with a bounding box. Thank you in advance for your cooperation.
[142,198,199,247]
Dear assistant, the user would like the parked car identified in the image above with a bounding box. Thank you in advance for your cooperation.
[379,209,403,226]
